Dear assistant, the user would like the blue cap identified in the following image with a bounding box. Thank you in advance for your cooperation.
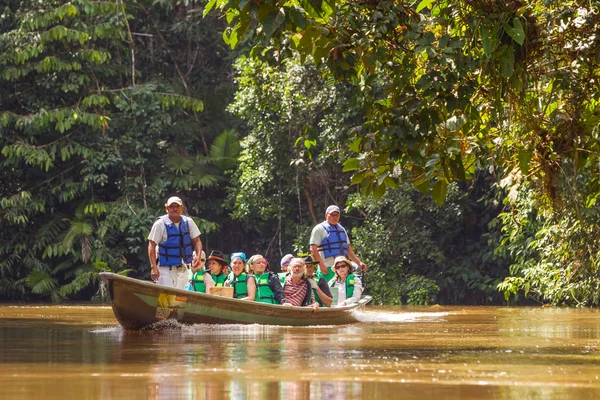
[230,252,247,263]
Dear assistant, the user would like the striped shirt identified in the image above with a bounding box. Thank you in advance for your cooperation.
[283,275,313,306]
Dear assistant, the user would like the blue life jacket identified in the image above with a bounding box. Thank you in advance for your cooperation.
[157,215,193,266]
[318,222,348,259]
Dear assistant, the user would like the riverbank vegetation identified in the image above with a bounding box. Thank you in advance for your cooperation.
[1,0,598,305]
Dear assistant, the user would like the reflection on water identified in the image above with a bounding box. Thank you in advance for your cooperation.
[0,305,599,399]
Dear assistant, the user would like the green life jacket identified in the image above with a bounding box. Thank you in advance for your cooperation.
[254,272,277,304]
[308,276,328,307]
[213,273,227,288]
[329,273,355,303]
[317,266,335,283]
[192,271,226,293]
[346,273,355,298]
[227,272,249,299]
[191,270,208,293]
[312,288,326,307]
[278,272,288,285]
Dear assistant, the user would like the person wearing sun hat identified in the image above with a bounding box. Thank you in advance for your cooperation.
[329,256,362,306]
[195,250,229,293]
[148,196,203,289]
[225,252,256,300]
[309,205,367,283]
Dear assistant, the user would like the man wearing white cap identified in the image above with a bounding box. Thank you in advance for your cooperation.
[309,205,367,282]
[147,196,203,289]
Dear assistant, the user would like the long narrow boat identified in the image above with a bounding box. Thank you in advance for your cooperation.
[100,272,372,329]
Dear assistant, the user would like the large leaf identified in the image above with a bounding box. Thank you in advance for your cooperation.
[26,270,58,295]
[263,8,286,38]
[499,45,515,78]
[432,179,447,206]
[518,148,533,175]
[342,158,360,172]
[210,129,241,171]
[481,25,494,59]
[503,18,525,46]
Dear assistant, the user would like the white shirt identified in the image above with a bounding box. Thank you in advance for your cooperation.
[148,215,200,266]
[331,275,362,305]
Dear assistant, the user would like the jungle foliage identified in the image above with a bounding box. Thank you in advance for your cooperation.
[1,0,599,305]
[206,0,600,305]
[0,0,238,301]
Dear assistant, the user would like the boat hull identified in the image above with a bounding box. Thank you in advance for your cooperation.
[100,272,371,329]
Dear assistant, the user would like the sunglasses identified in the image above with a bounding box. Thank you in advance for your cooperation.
[334,264,349,269]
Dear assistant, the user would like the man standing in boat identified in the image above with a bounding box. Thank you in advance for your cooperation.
[309,205,367,282]
[147,196,203,289]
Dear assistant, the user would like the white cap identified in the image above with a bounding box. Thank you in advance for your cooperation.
[166,196,183,206]
[326,205,340,214]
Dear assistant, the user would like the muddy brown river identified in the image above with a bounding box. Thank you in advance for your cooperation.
[0,305,599,399]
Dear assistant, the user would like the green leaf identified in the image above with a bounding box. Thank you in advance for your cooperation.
[432,179,447,206]
[416,0,435,13]
[503,18,525,46]
[26,270,58,295]
[544,101,561,117]
[203,0,218,16]
[349,136,362,153]
[518,148,533,175]
[499,46,515,78]
[481,26,493,59]
[350,171,366,185]
[210,129,241,171]
[449,155,466,181]
[373,183,386,199]
[342,158,360,172]
[288,6,308,30]
[263,8,286,38]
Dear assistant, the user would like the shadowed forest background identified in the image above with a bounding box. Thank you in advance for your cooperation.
[1,0,599,306]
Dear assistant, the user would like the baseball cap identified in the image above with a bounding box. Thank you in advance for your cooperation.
[326,205,340,214]
[166,196,183,206]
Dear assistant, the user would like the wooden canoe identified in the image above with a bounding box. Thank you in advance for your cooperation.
[99,272,372,330]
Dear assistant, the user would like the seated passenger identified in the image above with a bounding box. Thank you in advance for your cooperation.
[193,250,228,293]
[187,250,206,291]
[225,252,256,301]
[248,254,285,304]
[282,257,319,310]
[304,256,333,307]
[329,256,362,306]
[278,254,293,284]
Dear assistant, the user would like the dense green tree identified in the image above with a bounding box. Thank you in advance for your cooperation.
[0,0,238,300]
[208,0,600,305]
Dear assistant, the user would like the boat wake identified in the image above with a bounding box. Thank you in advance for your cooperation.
[356,310,452,323]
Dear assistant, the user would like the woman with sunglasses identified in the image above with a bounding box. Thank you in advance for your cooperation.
[329,256,362,306]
